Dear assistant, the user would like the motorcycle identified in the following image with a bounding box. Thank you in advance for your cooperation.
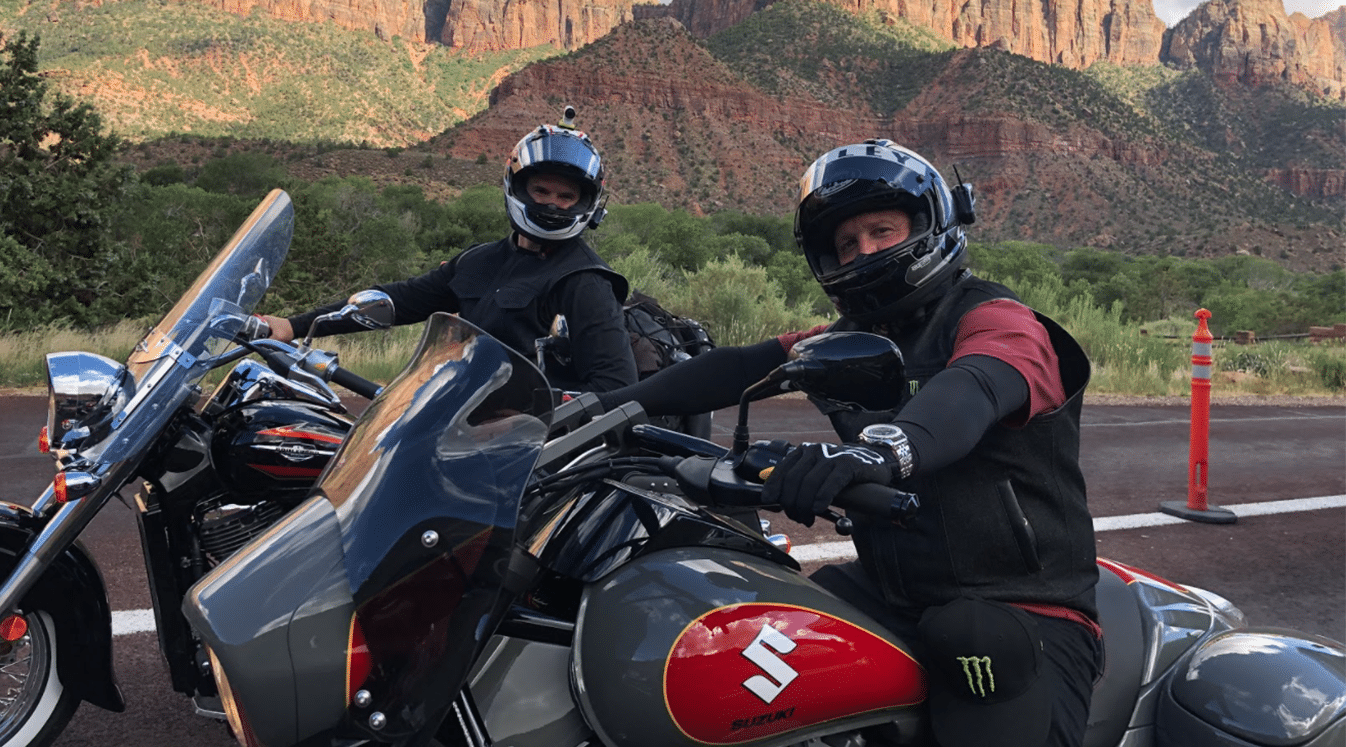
[181,299,1345,745]
[0,189,398,746]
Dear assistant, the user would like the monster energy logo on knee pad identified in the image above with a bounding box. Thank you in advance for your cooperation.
[957,656,995,697]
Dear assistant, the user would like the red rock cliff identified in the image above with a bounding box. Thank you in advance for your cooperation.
[440,0,636,51]
[1163,0,1345,100]
[201,0,635,49]
[204,0,448,43]
[652,0,1167,67]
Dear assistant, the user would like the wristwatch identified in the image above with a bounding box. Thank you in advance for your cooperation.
[857,423,915,480]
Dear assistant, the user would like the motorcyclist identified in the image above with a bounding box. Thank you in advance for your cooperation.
[596,139,1102,747]
[261,113,638,394]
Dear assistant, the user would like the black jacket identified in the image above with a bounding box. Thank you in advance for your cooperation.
[289,236,638,393]
[822,276,1098,619]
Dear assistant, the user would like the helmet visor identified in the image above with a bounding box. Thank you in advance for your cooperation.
[511,132,602,209]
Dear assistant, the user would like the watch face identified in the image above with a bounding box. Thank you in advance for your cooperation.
[862,423,903,441]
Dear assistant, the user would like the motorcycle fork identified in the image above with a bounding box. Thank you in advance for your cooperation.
[0,472,125,617]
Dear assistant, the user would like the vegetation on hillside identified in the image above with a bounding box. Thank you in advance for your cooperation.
[707,1,952,115]
[0,0,558,145]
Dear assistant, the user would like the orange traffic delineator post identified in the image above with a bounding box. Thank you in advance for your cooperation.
[1160,309,1237,524]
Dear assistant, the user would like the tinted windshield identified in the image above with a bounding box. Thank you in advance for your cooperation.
[93,190,292,463]
[315,312,552,736]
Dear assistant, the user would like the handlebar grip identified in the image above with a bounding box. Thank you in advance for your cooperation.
[833,483,920,524]
[329,365,382,399]
[240,315,272,341]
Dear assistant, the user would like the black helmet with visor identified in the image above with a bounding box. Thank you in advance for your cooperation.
[794,139,975,325]
[504,120,606,244]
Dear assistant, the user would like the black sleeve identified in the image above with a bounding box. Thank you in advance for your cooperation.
[289,262,461,338]
[596,339,789,415]
[550,272,639,393]
[892,354,1030,475]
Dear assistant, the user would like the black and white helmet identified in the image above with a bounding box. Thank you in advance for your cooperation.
[795,139,976,324]
[503,115,606,244]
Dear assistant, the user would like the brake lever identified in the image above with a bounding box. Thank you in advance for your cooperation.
[816,508,853,536]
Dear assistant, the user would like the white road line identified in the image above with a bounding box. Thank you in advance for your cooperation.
[111,492,1346,637]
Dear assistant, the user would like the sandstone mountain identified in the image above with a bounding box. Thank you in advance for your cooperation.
[200,0,1345,99]
[1163,0,1345,98]
[431,9,1341,270]
[203,0,636,49]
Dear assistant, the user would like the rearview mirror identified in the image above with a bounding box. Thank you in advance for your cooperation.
[345,289,395,330]
[729,332,905,455]
[303,290,396,349]
[783,332,906,411]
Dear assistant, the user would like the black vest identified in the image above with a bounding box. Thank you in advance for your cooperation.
[446,236,627,375]
[818,275,1098,619]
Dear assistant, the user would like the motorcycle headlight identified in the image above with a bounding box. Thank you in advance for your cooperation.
[44,351,131,451]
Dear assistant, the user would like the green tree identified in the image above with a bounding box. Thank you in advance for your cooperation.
[194,151,288,199]
[968,241,1060,288]
[0,32,132,329]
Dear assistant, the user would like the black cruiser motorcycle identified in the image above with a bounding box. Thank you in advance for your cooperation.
[182,315,1345,741]
[0,189,395,746]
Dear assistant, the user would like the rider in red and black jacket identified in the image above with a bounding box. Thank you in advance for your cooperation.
[596,140,1102,747]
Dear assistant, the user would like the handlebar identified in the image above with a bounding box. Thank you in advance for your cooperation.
[832,482,921,525]
[240,315,272,341]
[662,440,920,527]
[327,365,383,400]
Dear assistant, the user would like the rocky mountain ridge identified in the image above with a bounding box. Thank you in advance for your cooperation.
[202,0,636,49]
[196,0,1345,99]
[429,13,1341,271]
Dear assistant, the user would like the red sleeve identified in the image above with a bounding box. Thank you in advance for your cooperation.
[776,323,832,354]
[952,300,1066,423]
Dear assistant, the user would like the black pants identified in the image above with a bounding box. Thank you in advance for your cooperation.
[811,560,1104,747]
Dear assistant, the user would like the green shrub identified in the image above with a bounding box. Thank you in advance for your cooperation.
[1307,348,1346,390]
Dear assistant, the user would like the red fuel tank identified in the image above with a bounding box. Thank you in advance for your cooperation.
[573,546,926,746]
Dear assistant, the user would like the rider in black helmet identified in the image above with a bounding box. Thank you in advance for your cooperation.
[597,139,1102,747]
[262,109,638,394]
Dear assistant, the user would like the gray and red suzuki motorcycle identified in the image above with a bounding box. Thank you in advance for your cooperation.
[181,300,1345,742]
[0,189,397,746]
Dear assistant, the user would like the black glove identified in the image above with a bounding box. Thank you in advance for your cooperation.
[762,443,896,527]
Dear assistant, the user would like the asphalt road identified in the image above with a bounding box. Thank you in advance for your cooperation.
[0,394,1340,747]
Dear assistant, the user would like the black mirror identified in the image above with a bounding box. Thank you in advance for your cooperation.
[784,332,905,411]
[729,332,904,456]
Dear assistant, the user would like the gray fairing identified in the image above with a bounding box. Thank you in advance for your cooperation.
[467,635,593,746]
[1155,628,1346,746]
[183,495,353,747]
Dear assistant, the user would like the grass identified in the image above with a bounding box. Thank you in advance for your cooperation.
[4,315,1343,399]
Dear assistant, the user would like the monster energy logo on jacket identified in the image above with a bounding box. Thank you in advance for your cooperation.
[814,274,1099,620]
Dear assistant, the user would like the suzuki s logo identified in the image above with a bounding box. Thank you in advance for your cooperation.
[740,625,797,703]
[957,655,996,697]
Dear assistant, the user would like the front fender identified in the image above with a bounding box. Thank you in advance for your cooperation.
[0,501,124,712]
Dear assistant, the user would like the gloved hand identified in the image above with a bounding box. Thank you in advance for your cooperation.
[762,443,896,527]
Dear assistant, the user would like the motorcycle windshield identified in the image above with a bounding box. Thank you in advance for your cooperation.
[317,312,552,736]
[93,190,292,464]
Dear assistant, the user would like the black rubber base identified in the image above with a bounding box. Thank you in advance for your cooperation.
[1159,500,1238,524]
